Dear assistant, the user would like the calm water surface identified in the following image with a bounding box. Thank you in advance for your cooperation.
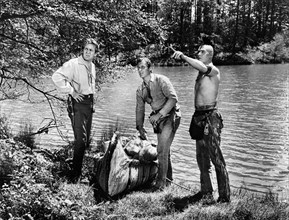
[1,64,288,199]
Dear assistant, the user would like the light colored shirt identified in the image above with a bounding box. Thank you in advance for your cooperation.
[136,73,179,128]
[52,56,96,96]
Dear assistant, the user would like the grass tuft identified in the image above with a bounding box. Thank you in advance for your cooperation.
[14,120,36,150]
[0,114,12,139]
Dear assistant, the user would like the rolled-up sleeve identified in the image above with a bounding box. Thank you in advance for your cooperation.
[158,76,178,116]
[136,88,145,130]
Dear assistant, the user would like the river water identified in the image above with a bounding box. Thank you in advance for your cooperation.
[1,64,288,200]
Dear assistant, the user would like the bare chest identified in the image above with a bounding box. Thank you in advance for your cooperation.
[195,77,218,95]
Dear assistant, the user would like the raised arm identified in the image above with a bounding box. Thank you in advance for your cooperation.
[172,51,208,73]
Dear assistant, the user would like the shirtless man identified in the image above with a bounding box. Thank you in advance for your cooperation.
[172,45,230,204]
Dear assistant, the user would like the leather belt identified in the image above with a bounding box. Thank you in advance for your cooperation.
[82,94,93,99]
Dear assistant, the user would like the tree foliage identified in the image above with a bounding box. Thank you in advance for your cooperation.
[0,0,289,101]
[0,0,160,100]
[156,0,289,56]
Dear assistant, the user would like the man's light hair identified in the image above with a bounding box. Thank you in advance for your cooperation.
[137,57,152,69]
[84,38,99,50]
[203,45,214,57]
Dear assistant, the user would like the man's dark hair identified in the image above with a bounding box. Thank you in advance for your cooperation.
[136,57,152,68]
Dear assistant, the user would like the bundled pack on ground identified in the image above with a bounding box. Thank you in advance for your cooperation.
[90,133,158,199]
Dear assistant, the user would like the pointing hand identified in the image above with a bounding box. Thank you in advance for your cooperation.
[172,51,184,60]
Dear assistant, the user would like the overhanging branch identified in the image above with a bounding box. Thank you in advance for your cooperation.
[0,33,56,56]
[0,68,65,102]
[0,12,40,22]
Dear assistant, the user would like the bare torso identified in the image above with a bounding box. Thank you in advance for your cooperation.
[194,66,220,107]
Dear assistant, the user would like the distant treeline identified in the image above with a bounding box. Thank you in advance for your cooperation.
[1,0,289,86]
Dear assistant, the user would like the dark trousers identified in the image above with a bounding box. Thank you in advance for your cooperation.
[68,96,93,181]
[195,110,230,200]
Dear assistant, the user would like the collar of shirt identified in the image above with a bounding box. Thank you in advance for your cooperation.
[149,73,156,83]
[143,73,156,86]
[76,56,94,93]
[78,56,91,70]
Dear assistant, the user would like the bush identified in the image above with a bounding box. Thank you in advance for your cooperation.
[214,52,254,65]
[248,32,289,64]
[0,139,104,220]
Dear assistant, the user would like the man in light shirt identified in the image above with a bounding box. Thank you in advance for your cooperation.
[52,38,98,183]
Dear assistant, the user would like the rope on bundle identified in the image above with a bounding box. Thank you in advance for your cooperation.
[166,178,193,192]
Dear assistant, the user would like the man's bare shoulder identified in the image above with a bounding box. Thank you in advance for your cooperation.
[210,65,220,77]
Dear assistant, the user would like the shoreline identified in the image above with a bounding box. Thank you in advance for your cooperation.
[0,138,288,219]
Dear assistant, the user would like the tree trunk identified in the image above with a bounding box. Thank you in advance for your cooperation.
[179,6,185,49]
[242,0,252,48]
[269,0,276,39]
[232,0,240,53]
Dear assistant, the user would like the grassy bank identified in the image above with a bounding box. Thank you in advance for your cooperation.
[0,137,288,220]
[89,185,289,220]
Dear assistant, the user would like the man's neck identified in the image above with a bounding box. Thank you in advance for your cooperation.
[81,55,92,64]
[143,74,151,84]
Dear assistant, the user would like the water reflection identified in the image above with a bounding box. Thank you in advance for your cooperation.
[217,64,289,198]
